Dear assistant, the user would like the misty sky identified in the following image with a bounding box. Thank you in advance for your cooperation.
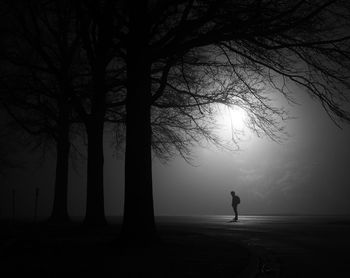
[1,85,350,221]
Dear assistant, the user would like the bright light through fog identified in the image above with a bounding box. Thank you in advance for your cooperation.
[214,104,249,144]
[217,105,248,131]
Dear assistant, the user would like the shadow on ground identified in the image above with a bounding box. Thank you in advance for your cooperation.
[0,221,250,276]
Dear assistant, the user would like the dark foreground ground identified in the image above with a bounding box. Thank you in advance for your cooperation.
[0,215,350,277]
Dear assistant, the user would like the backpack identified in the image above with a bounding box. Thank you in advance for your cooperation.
[235,196,241,204]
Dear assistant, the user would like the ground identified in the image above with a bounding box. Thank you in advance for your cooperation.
[0,217,250,276]
[0,215,349,277]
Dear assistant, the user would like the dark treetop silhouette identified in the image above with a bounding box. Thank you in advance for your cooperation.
[1,0,350,245]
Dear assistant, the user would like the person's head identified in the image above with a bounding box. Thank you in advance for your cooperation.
[231,191,235,196]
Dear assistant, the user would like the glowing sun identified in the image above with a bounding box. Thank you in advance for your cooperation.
[217,105,247,130]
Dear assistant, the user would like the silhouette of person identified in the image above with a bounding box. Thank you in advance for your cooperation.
[231,191,240,222]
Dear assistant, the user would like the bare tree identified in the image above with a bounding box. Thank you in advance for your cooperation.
[0,0,80,224]
[120,0,350,243]
[1,0,127,227]
[73,0,126,226]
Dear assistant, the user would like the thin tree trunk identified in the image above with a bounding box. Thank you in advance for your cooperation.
[78,1,112,228]
[122,0,158,244]
[51,121,70,224]
[84,118,106,226]
[83,61,107,227]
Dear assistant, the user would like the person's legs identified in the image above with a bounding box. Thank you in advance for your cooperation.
[233,205,238,221]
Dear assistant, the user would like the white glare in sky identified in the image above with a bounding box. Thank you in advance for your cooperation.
[215,105,249,143]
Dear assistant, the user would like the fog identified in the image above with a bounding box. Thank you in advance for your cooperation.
[151,90,350,216]
[1,88,350,221]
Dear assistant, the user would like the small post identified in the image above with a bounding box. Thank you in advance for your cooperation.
[12,189,15,224]
[34,187,39,223]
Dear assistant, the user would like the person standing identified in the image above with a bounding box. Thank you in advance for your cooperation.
[231,191,240,222]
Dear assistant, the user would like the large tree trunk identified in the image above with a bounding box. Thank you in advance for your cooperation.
[50,102,70,224]
[79,0,113,228]
[50,126,70,224]
[83,58,107,227]
[122,0,158,244]
[84,118,106,226]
